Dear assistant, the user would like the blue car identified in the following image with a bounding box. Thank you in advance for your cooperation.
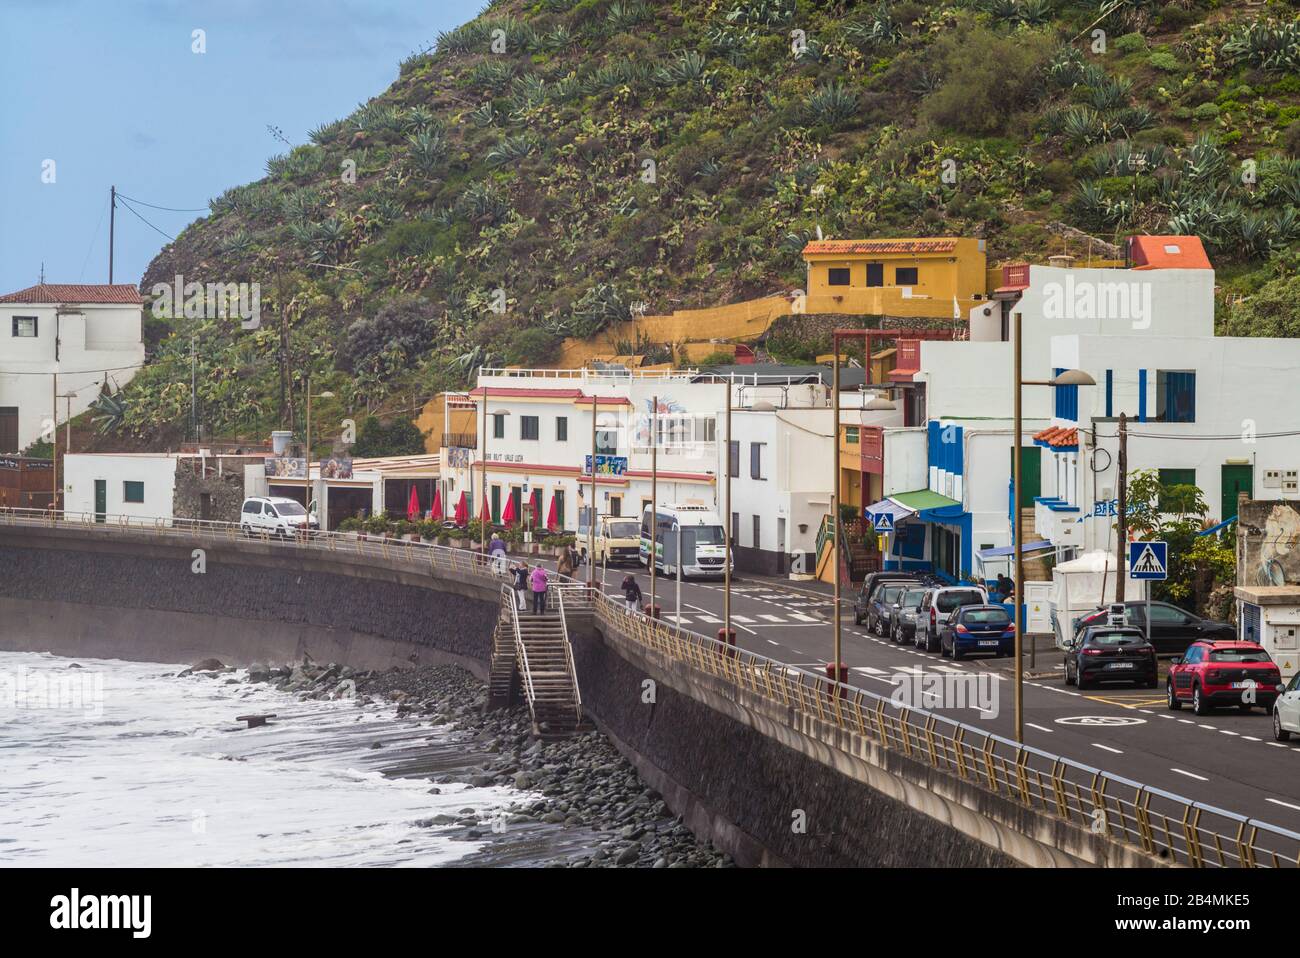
[868,582,916,637]
[938,605,1015,660]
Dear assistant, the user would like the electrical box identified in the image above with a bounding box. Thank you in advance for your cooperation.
[1263,469,1281,489]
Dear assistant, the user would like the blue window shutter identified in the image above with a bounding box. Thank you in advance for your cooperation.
[1105,370,1113,418]
[1138,369,1147,422]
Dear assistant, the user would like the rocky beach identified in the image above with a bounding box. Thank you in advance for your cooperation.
[199,658,732,869]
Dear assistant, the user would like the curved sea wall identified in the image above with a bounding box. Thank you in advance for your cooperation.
[0,525,1162,868]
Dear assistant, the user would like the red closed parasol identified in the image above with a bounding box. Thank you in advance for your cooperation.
[501,492,517,525]
[479,495,491,525]
[454,492,468,526]
[545,493,559,532]
[431,487,443,520]
[407,485,420,521]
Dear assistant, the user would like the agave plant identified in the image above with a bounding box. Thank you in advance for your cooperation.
[457,182,511,224]
[406,130,447,173]
[402,105,437,134]
[1182,133,1229,189]
[654,50,709,86]
[1236,211,1277,259]
[695,157,723,179]
[308,119,346,145]
[539,25,576,53]
[220,229,254,255]
[1221,19,1300,73]
[469,59,515,93]
[280,188,323,223]
[1061,106,1106,147]
[486,134,538,168]
[508,73,547,116]
[1085,76,1132,112]
[90,389,127,436]
[844,10,903,47]
[468,101,498,128]
[805,82,858,130]
[605,1,648,30]
[724,0,795,27]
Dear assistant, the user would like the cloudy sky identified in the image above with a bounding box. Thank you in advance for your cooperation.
[0,0,481,293]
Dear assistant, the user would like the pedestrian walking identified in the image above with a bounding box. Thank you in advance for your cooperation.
[511,561,528,611]
[530,564,550,614]
[557,546,575,578]
[621,573,642,613]
[488,532,507,574]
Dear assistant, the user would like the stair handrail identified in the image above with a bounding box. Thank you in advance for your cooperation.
[555,587,583,721]
[504,583,539,722]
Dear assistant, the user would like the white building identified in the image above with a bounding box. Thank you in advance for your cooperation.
[0,284,145,453]
[442,365,899,574]
[870,236,1300,583]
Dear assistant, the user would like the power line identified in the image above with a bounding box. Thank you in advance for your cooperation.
[115,192,208,213]
[1093,428,1300,441]
[115,196,175,242]
[78,194,110,282]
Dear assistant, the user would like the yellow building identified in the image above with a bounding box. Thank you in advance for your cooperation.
[802,237,988,317]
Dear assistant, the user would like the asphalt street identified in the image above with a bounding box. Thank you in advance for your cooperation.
[545,557,1300,830]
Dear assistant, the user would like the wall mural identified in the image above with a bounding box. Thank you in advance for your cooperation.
[1239,500,1300,586]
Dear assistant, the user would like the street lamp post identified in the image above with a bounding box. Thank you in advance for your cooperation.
[304,382,334,526]
[1012,310,1094,743]
[723,379,733,643]
[650,394,657,615]
[588,395,597,588]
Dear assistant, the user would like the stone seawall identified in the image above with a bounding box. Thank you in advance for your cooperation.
[0,528,496,676]
[0,525,1166,868]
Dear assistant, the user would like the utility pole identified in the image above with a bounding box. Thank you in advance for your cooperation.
[190,334,197,442]
[1013,312,1023,744]
[52,371,58,511]
[480,385,489,558]
[831,347,842,679]
[108,186,116,284]
[1115,412,1128,604]
[723,379,733,642]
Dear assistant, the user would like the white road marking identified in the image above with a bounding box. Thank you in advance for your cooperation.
[732,615,755,624]
[789,613,819,622]
[1266,798,1300,812]
[852,666,888,676]
[1092,743,1123,754]
[1026,723,1053,733]
[1242,736,1261,742]
[1170,768,1209,782]
[758,614,785,622]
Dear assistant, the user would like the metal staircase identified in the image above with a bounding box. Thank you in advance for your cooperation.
[489,584,584,736]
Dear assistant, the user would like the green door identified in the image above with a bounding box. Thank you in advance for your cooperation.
[1221,464,1252,523]
[94,479,106,522]
[1011,446,1041,508]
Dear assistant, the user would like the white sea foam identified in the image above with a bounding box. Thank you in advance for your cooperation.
[0,651,521,867]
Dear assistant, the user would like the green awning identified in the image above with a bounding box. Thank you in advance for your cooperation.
[890,488,961,511]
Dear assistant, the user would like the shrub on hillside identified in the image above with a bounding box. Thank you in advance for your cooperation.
[339,295,438,374]
[919,24,1053,135]
[353,415,427,458]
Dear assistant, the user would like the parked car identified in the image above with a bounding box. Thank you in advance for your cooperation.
[938,605,1015,661]
[868,582,915,637]
[891,587,930,645]
[1273,672,1300,742]
[1167,640,1282,715]
[240,496,318,538]
[853,572,920,627]
[1072,601,1233,656]
[1064,626,1158,689]
[914,586,988,652]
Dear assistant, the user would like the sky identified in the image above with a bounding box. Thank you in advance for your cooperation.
[0,0,483,294]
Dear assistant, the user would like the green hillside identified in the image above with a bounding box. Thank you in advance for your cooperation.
[114,0,1300,451]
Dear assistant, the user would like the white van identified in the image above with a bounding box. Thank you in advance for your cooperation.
[240,496,318,537]
[641,503,731,579]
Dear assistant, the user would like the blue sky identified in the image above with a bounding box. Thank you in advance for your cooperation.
[0,0,482,293]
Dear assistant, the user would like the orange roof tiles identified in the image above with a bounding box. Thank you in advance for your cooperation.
[1032,426,1079,448]
[802,238,960,256]
[0,283,144,304]
[1128,235,1212,270]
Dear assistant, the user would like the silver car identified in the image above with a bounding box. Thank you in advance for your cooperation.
[891,588,930,645]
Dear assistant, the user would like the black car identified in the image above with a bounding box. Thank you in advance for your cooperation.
[853,572,920,627]
[938,605,1015,660]
[1072,602,1233,656]
[868,582,914,637]
[1064,626,1158,690]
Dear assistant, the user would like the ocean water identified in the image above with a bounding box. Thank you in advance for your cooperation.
[0,651,528,867]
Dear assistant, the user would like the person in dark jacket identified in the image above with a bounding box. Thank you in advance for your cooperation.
[621,574,643,613]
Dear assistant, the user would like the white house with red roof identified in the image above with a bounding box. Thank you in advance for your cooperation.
[0,283,145,453]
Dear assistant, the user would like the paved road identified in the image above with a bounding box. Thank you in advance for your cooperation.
[550,559,1300,828]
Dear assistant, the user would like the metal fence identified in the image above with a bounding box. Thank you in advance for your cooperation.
[3,506,1298,868]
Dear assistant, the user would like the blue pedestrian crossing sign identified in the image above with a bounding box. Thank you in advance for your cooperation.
[871,511,894,533]
[1128,541,1167,580]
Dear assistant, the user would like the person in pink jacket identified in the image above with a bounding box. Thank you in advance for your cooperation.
[530,564,550,614]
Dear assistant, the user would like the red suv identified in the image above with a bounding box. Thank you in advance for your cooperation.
[1167,640,1282,715]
